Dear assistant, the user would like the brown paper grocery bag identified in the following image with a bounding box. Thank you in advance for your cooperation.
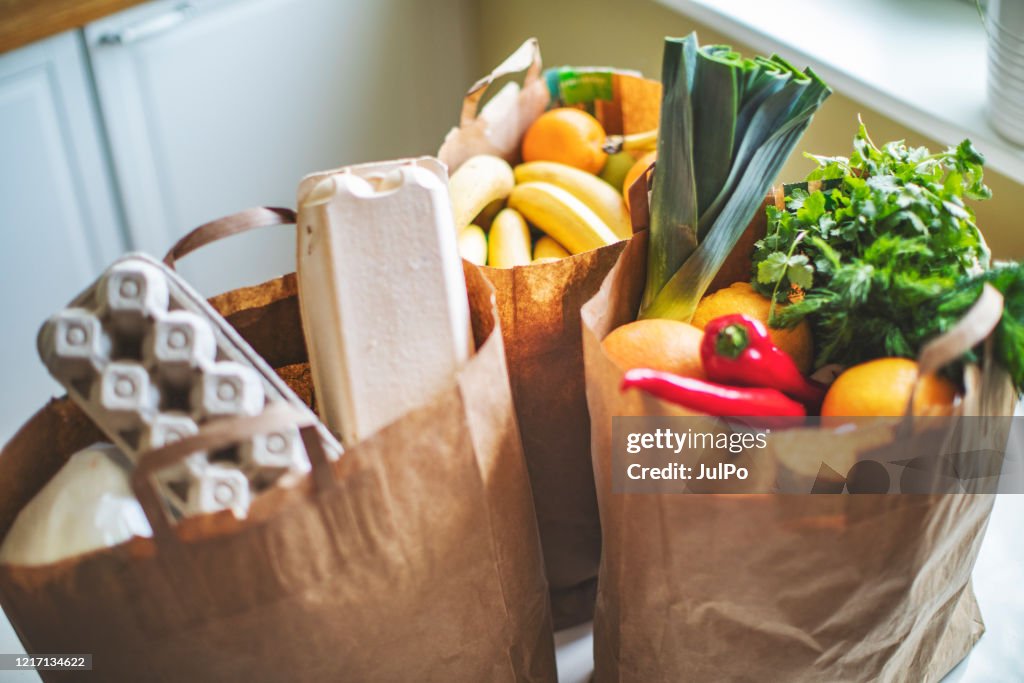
[440,39,661,628]
[0,214,556,682]
[580,230,1015,682]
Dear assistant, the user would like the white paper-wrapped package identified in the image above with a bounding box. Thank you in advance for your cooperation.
[0,443,151,566]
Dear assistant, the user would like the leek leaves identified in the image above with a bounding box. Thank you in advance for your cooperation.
[640,33,831,321]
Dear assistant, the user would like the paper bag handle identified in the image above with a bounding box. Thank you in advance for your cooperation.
[459,38,542,127]
[163,207,297,270]
[915,283,1003,377]
[900,283,1004,422]
[131,403,334,544]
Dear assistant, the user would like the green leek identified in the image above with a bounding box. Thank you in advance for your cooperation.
[640,33,831,321]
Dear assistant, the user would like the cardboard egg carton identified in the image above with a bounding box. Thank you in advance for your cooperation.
[37,254,335,520]
[297,157,472,446]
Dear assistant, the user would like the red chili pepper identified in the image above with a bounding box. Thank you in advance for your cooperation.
[620,368,805,427]
[700,314,825,407]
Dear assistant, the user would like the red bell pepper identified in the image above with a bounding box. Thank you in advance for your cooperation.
[620,368,806,427]
[701,314,825,407]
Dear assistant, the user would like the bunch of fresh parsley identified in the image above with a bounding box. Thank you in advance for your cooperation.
[751,122,1024,389]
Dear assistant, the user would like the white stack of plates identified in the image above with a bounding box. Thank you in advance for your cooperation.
[988,0,1024,145]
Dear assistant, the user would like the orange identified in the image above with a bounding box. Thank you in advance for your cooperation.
[691,281,814,374]
[522,108,608,175]
[623,151,656,210]
[821,358,957,418]
[601,319,705,378]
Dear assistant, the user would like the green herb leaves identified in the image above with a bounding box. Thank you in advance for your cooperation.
[751,122,1006,381]
[758,252,813,291]
[640,33,830,321]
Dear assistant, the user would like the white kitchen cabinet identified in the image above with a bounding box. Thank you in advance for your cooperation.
[0,0,477,443]
[0,31,126,443]
[85,0,477,296]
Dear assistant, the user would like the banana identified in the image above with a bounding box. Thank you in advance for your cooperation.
[488,209,532,268]
[514,161,632,239]
[533,236,570,262]
[507,182,620,255]
[603,128,658,154]
[458,224,488,266]
[474,197,506,230]
[448,155,515,233]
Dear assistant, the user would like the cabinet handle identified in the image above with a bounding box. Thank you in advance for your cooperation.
[98,4,197,46]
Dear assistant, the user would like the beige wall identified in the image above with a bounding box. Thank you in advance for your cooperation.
[476,0,1024,258]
